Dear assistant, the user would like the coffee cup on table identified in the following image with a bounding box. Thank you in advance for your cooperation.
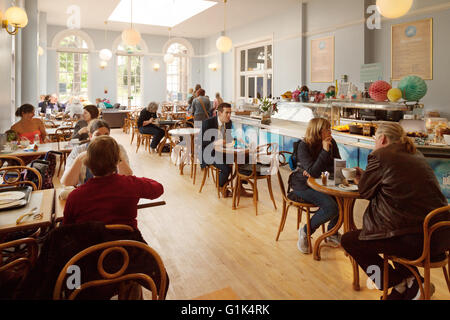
[342,168,357,181]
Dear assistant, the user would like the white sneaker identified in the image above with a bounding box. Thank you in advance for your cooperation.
[326,233,342,246]
[297,228,310,254]
[150,148,157,154]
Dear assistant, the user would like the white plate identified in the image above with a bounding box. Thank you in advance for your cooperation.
[338,184,359,191]
[429,143,447,147]
[0,191,26,201]
[0,200,25,209]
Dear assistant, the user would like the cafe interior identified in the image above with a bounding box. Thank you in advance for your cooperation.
[0,0,449,301]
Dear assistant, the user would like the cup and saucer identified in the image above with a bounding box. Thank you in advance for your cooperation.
[339,168,359,191]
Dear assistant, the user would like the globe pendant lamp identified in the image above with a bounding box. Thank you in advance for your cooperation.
[216,0,232,53]
[121,0,141,47]
[99,21,112,61]
[376,0,413,19]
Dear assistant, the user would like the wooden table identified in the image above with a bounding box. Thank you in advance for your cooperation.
[0,189,54,236]
[156,120,181,157]
[168,128,201,177]
[54,188,166,223]
[0,141,72,157]
[307,177,361,291]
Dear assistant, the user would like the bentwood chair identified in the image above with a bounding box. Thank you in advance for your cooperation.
[53,225,168,300]
[0,238,38,299]
[382,205,450,300]
[275,152,323,253]
[235,143,278,216]
[0,166,43,191]
[198,165,221,198]
[0,156,25,168]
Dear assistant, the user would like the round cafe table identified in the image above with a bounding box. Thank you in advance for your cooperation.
[307,177,361,291]
[156,119,181,156]
[168,128,200,177]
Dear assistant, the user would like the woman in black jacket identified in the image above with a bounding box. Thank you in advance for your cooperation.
[290,118,341,254]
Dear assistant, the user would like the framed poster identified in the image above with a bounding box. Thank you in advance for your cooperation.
[391,18,433,80]
[311,36,334,83]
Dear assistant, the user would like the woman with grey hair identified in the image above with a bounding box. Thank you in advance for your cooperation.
[137,102,165,153]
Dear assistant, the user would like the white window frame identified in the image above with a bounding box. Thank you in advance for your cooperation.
[116,52,144,107]
[235,39,273,102]
[165,43,191,102]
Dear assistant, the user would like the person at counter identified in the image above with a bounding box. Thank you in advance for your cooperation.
[341,123,450,300]
[191,89,211,122]
[288,118,341,254]
[137,102,165,153]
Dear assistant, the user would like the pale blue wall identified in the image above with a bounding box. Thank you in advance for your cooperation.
[0,0,14,132]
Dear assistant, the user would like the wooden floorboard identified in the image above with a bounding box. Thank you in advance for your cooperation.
[58,129,450,300]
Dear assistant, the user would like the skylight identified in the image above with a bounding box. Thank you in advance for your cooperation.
[108,0,217,28]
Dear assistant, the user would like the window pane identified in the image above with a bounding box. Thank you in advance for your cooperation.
[240,76,245,97]
[247,46,265,71]
[248,77,255,98]
[267,75,272,99]
[240,50,245,72]
[267,45,272,69]
[256,77,264,99]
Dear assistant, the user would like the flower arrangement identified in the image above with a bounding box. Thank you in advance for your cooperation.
[258,97,278,115]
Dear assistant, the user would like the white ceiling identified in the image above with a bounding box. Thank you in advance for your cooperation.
[38,0,303,39]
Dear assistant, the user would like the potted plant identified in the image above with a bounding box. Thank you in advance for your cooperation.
[258,97,278,124]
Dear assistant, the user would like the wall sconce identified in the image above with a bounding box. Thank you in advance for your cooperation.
[1,6,28,35]
[208,63,218,71]
[100,60,108,69]
[153,63,160,71]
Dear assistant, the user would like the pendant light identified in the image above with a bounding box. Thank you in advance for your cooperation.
[164,27,174,64]
[121,0,141,46]
[376,0,413,19]
[216,0,232,53]
[99,21,112,61]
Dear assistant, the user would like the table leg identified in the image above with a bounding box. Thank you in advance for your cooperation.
[190,134,195,178]
[342,198,360,291]
[232,161,238,210]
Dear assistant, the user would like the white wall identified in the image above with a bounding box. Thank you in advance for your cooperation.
[0,0,14,132]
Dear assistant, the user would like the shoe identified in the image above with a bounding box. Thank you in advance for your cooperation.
[297,228,310,254]
[404,277,435,300]
[326,232,342,246]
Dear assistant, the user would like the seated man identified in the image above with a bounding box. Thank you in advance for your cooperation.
[63,135,164,230]
[200,103,243,198]
[341,123,450,300]
[137,102,165,153]
[61,119,133,186]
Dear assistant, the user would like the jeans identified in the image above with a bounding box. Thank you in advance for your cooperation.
[292,188,339,235]
[139,126,165,149]
[213,163,232,187]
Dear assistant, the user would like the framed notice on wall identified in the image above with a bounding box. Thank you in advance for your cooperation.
[311,36,334,83]
[391,18,433,80]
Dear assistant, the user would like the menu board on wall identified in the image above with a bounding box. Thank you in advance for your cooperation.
[311,36,334,83]
[392,18,433,80]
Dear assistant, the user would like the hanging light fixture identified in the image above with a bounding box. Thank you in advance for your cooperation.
[38,46,44,56]
[100,60,108,69]
[376,0,413,19]
[216,0,232,53]
[1,5,28,35]
[164,27,174,64]
[121,0,141,46]
[99,21,112,61]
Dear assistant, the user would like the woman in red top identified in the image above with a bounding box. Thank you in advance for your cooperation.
[11,104,48,143]
[63,135,164,229]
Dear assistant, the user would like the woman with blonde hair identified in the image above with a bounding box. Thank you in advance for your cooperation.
[289,118,341,254]
[341,122,449,300]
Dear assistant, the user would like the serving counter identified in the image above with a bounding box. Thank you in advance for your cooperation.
[231,112,450,202]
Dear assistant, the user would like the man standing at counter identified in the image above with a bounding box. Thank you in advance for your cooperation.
[341,123,449,300]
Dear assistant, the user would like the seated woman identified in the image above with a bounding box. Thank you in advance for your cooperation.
[61,119,133,186]
[137,102,165,153]
[289,118,341,254]
[341,123,449,300]
[63,135,164,229]
[11,104,48,144]
[72,105,100,141]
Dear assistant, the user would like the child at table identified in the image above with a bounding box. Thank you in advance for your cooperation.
[63,135,164,229]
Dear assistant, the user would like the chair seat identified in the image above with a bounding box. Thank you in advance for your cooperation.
[238,163,271,176]
[390,251,449,266]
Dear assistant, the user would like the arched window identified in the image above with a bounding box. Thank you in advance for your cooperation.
[55,31,91,102]
[166,42,190,101]
[115,41,145,107]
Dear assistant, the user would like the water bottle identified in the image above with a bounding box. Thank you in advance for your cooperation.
[34,134,40,145]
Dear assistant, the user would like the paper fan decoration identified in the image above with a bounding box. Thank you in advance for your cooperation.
[387,88,403,102]
[369,81,392,102]
[398,76,428,101]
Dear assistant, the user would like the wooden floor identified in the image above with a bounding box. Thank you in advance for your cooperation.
[64,129,450,300]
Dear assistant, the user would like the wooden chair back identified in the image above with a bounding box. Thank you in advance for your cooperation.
[276,151,292,201]
[53,238,167,300]
[0,166,43,190]
[0,238,38,299]
[55,127,75,142]
[0,156,25,168]
[175,120,194,129]
[44,120,58,128]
